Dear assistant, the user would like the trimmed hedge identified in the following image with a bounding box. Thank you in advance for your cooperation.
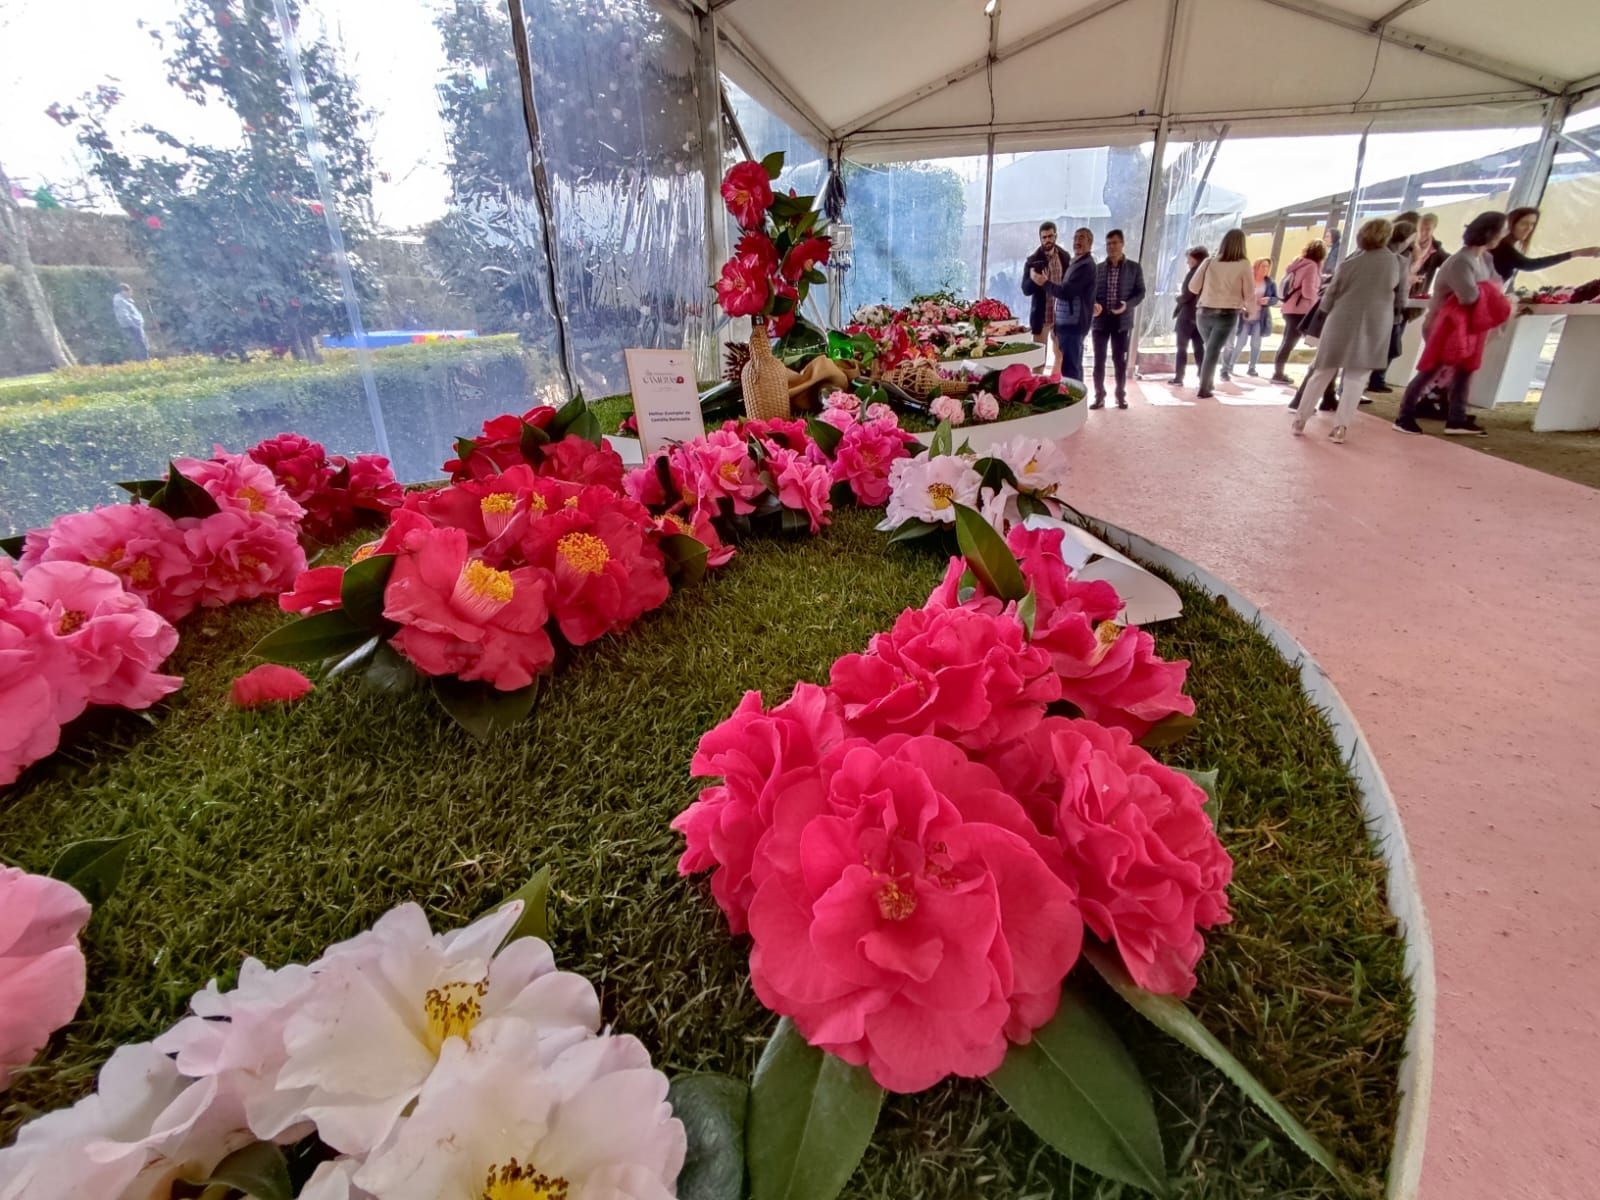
[0,340,552,533]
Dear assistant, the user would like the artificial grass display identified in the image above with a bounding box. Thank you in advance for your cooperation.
[0,507,1408,1198]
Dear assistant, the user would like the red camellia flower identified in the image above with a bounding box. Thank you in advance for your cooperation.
[714,252,769,319]
[768,282,798,337]
[781,236,830,283]
[736,230,779,277]
[145,216,162,230]
[720,160,773,230]
[442,406,559,481]
[381,525,554,691]
[248,433,331,505]
[985,717,1233,997]
[536,436,626,493]
[518,486,669,646]
[278,564,345,615]
[829,606,1060,751]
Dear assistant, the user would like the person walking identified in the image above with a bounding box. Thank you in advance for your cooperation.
[1271,240,1326,383]
[1366,219,1417,394]
[1188,228,1255,399]
[1409,213,1449,299]
[111,283,150,361]
[1089,229,1146,409]
[1394,211,1514,438]
[1021,221,1070,373]
[1289,218,1406,444]
[1170,245,1208,387]
[1221,258,1276,378]
[1489,206,1600,285]
[1045,226,1096,384]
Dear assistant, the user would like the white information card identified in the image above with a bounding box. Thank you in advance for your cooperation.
[623,348,704,458]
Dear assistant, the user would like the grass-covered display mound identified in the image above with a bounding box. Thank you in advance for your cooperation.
[0,505,1407,1197]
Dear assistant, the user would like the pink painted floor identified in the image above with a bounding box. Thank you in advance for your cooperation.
[1066,374,1600,1199]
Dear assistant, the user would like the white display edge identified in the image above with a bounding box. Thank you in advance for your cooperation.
[944,343,1048,374]
[911,399,1086,453]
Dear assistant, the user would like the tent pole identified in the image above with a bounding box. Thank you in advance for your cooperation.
[978,135,996,300]
[1339,125,1371,264]
[693,7,728,381]
[1509,95,1571,212]
[1132,0,1181,375]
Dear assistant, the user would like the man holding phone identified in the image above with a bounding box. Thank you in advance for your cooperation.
[1089,229,1145,408]
[1021,221,1069,373]
[1035,226,1096,383]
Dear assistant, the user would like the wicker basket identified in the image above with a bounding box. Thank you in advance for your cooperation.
[882,359,972,398]
[741,320,791,421]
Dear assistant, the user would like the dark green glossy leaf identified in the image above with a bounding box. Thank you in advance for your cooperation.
[491,864,551,944]
[1138,711,1199,749]
[364,641,420,693]
[929,419,953,458]
[150,461,221,521]
[747,1018,883,1200]
[886,517,942,545]
[50,834,135,908]
[953,503,1027,601]
[251,608,371,664]
[340,553,394,629]
[520,419,551,460]
[760,150,785,179]
[116,478,166,500]
[974,455,1020,493]
[567,409,602,446]
[780,506,811,535]
[453,436,476,466]
[987,989,1170,1197]
[325,636,380,680]
[659,532,710,588]
[431,676,539,741]
[806,416,843,456]
[549,389,588,436]
[1016,493,1051,519]
[1018,588,1038,639]
[1082,942,1346,1187]
[670,1073,749,1200]
[0,534,23,559]
[182,1140,291,1200]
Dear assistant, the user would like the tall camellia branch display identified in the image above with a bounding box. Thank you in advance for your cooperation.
[715,153,831,422]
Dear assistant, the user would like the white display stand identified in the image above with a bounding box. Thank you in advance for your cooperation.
[1391,309,1426,387]
[947,343,1047,375]
[910,400,1087,454]
[1469,311,1561,410]
[1526,305,1600,432]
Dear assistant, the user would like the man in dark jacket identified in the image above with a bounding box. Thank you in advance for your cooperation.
[1039,226,1095,383]
[1089,229,1146,408]
[1020,221,1069,373]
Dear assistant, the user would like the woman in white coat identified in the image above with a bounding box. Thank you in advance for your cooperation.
[1291,218,1406,443]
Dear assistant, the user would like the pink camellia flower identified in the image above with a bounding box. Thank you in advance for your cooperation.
[441,406,559,481]
[781,236,830,283]
[766,447,832,533]
[972,392,1000,422]
[739,417,810,451]
[1052,621,1196,741]
[278,565,346,615]
[536,435,626,493]
[745,735,1082,1092]
[653,508,736,569]
[678,429,765,517]
[988,717,1232,996]
[929,394,965,426]
[829,605,1059,752]
[519,486,669,645]
[675,682,844,933]
[247,433,331,505]
[175,450,305,531]
[996,363,1043,403]
[405,465,548,550]
[818,406,855,433]
[18,562,182,711]
[823,390,860,416]
[0,572,66,787]
[0,867,91,1089]
[865,402,896,425]
[230,664,314,709]
[720,161,773,230]
[624,461,669,509]
[383,525,554,691]
[182,511,307,608]
[341,454,402,515]
[714,251,770,318]
[1006,525,1121,625]
[19,504,197,623]
[832,419,914,507]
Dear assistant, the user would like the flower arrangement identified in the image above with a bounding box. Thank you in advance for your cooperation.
[880,420,1072,541]
[672,518,1341,1198]
[0,889,688,1200]
[714,152,830,340]
[0,866,90,1087]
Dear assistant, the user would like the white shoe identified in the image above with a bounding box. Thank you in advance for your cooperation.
[1291,413,1308,436]
[1329,424,1347,444]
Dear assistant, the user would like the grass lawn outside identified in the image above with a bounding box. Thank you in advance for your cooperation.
[0,505,1408,1197]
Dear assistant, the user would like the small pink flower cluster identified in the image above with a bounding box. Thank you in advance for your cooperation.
[246,433,401,544]
[18,450,308,623]
[674,525,1226,1093]
[816,399,920,507]
[2,556,181,785]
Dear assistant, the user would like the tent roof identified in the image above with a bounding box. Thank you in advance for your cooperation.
[702,0,1600,160]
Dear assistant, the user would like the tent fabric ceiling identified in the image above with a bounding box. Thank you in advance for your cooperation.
[708,0,1600,160]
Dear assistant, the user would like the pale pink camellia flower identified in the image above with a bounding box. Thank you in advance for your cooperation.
[181,510,307,608]
[18,504,198,623]
[19,561,182,712]
[883,454,982,528]
[0,867,90,1089]
[994,434,1070,498]
[823,389,860,416]
[0,1042,256,1200]
[865,402,897,425]
[278,565,346,616]
[175,449,305,530]
[675,682,844,933]
[229,664,314,709]
[986,717,1232,996]
[382,525,555,691]
[275,901,601,1156]
[766,446,832,533]
[353,1020,685,1200]
[817,405,856,433]
[929,393,965,426]
[0,578,67,787]
[972,391,1001,422]
[829,605,1059,752]
[745,735,1082,1093]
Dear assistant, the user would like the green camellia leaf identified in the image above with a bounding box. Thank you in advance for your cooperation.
[116,478,166,500]
[50,834,136,908]
[431,676,539,741]
[987,989,1170,1197]
[492,864,551,944]
[747,1018,883,1200]
[1017,588,1038,639]
[364,641,420,693]
[974,455,1020,494]
[520,418,550,460]
[779,507,811,535]
[669,1073,749,1200]
[805,417,843,457]
[1015,493,1051,519]
[549,389,588,436]
[760,149,785,180]
[953,503,1027,602]
[0,534,24,559]
[886,517,942,545]
[453,436,477,466]
[150,461,221,521]
[340,553,395,629]
[929,419,953,458]
[251,608,372,664]
[1173,766,1220,816]
[567,409,603,446]
[658,532,710,588]
[181,1140,291,1200]
[1138,712,1199,749]
[1082,943,1346,1187]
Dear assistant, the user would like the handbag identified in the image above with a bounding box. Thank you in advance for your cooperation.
[1301,296,1328,339]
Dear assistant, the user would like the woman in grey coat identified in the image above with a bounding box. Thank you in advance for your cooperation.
[1292,218,1406,443]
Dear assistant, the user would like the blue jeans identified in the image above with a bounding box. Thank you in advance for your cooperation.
[1224,318,1263,375]
[1054,323,1085,383]
[1196,309,1238,396]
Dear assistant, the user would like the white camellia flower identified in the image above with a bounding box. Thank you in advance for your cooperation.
[884,454,983,529]
[299,1157,368,1200]
[274,901,600,1156]
[355,1018,685,1200]
[0,1043,253,1200]
[994,434,1070,498]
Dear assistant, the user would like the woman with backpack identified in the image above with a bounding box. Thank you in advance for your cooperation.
[1270,240,1326,383]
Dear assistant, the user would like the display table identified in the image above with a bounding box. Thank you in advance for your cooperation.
[1469,304,1600,429]
[947,343,1047,374]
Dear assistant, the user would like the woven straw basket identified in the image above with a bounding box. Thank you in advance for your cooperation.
[741,321,791,421]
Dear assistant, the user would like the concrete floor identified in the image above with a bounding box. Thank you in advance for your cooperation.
[1067,375,1600,1200]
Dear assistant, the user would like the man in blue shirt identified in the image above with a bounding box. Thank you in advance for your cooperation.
[1089,229,1146,408]
[1033,226,1095,383]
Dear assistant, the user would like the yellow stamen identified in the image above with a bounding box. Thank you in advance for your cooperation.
[481,493,517,516]
[556,531,610,575]
[530,493,549,513]
[1095,620,1122,647]
[424,979,488,1053]
[563,496,579,508]
[236,485,268,513]
[88,545,126,571]
[482,1158,569,1200]
[461,559,515,603]
[57,610,86,636]
[926,482,956,510]
[352,542,379,563]
[127,557,154,586]
[875,879,917,921]
[718,461,742,484]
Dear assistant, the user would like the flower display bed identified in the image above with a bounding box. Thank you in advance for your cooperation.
[945,343,1047,375]
[0,505,1408,1198]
